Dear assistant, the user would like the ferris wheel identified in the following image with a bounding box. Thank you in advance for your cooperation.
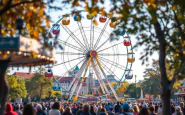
[45,11,135,101]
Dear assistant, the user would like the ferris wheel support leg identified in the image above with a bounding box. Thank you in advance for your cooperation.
[92,60,106,94]
[67,59,88,91]
[76,58,92,97]
[95,58,119,101]
[68,61,87,100]
[92,60,109,94]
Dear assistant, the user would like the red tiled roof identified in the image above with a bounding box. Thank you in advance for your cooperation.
[57,77,88,84]
[58,77,74,83]
[14,72,34,79]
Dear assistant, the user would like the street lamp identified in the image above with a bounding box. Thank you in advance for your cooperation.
[135,75,137,99]
[16,18,24,35]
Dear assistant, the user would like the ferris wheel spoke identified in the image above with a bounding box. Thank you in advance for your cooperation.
[61,25,87,51]
[58,40,84,52]
[93,19,110,49]
[56,52,85,55]
[77,22,90,50]
[98,41,123,53]
[98,56,126,70]
[57,58,86,81]
[98,53,127,56]
[98,59,120,80]
[90,20,94,50]
[53,56,85,67]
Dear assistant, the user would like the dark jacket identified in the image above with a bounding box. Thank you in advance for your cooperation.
[114,105,121,113]
[77,110,83,115]
[63,112,73,115]
[36,110,46,115]
[98,112,107,115]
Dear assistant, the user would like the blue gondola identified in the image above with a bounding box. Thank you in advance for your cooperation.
[117,27,124,36]
[74,12,82,21]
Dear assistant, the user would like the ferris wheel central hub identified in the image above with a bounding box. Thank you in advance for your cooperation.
[86,50,98,58]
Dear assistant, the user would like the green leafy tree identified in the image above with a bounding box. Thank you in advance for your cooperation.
[7,75,27,101]
[0,1,64,114]
[125,83,141,98]
[142,60,181,96]
[27,67,52,101]
[69,0,185,114]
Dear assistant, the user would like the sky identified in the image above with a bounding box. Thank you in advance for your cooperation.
[9,0,159,83]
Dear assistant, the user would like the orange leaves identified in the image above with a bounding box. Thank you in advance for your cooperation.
[27,11,32,17]
[93,19,98,26]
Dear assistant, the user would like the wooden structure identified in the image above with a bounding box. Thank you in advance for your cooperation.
[174,82,185,101]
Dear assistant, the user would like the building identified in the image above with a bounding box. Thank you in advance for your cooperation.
[174,82,185,101]
[14,72,34,79]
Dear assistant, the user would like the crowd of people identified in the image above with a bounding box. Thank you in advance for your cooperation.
[4,101,185,115]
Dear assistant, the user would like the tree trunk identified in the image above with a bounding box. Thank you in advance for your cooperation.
[154,21,172,115]
[0,59,10,115]
[161,85,171,115]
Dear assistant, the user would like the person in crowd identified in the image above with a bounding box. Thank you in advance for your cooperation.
[154,105,158,114]
[138,107,149,115]
[49,102,61,115]
[94,104,98,113]
[60,106,64,115]
[36,104,46,115]
[122,103,133,115]
[43,107,47,115]
[180,102,185,115]
[77,106,83,115]
[118,108,123,115]
[133,105,139,115]
[5,102,18,115]
[148,106,156,115]
[107,108,115,115]
[105,103,112,112]
[157,104,162,115]
[63,107,72,115]
[81,104,91,115]
[171,104,175,114]
[72,104,77,115]
[23,104,36,115]
[90,105,96,115]
[98,108,107,115]
[97,106,102,115]
[114,102,121,114]
[172,106,183,115]
[15,104,22,115]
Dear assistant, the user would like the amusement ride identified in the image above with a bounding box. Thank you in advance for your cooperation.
[44,11,135,101]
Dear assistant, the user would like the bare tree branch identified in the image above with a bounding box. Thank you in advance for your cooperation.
[0,0,12,16]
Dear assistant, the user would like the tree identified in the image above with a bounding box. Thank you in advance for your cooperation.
[27,67,52,101]
[141,60,181,96]
[125,83,141,98]
[69,0,185,114]
[7,75,27,101]
[0,1,64,114]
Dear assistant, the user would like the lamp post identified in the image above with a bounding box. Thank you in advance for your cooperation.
[135,75,137,99]
[16,18,24,35]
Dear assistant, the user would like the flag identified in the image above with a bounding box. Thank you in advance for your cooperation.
[140,89,144,98]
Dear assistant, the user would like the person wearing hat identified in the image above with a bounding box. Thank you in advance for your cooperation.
[5,102,18,115]
[122,102,133,115]
[172,106,183,115]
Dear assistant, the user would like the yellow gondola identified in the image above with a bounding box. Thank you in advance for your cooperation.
[127,52,135,63]
[62,19,70,25]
